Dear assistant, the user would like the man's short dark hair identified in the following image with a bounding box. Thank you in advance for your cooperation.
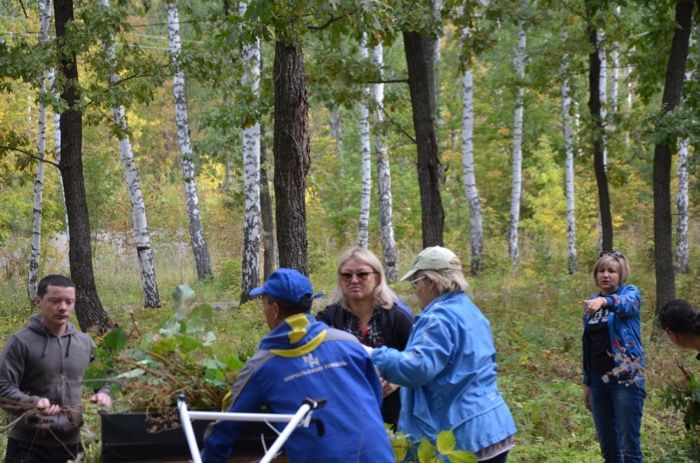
[659,299,700,335]
[267,296,312,317]
[37,275,75,297]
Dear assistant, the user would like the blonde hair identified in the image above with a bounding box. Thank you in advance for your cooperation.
[419,268,469,295]
[592,253,630,284]
[328,247,397,310]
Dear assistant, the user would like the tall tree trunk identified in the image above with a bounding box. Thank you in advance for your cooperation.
[240,0,262,303]
[675,137,690,273]
[372,43,398,281]
[653,0,693,323]
[586,2,613,251]
[403,31,444,248]
[100,0,160,308]
[460,26,484,275]
[508,17,526,265]
[433,0,442,124]
[260,123,276,280]
[675,30,696,274]
[330,106,344,165]
[598,31,608,167]
[54,0,111,332]
[358,33,371,249]
[611,6,621,117]
[28,0,53,301]
[52,78,69,236]
[561,51,578,274]
[166,0,213,280]
[273,40,309,274]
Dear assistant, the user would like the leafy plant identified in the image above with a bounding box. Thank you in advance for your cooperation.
[86,303,245,424]
[388,428,476,463]
[661,364,700,448]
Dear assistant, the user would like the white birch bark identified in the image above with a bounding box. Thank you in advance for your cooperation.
[100,0,160,307]
[52,78,69,236]
[166,0,213,279]
[460,26,484,275]
[372,43,398,281]
[598,30,608,167]
[27,0,53,301]
[433,0,442,122]
[675,34,695,273]
[358,33,371,249]
[508,17,526,265]
[240,0,262,301]
[610,6,621,117]
[675,137,690,272]
[561,51,578,274]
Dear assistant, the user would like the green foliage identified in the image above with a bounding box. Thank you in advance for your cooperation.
[661,365,700,446]
[388,429,476,463]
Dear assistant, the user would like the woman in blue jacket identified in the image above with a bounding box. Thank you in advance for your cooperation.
[582,251,645,463]
[370,246,516,463]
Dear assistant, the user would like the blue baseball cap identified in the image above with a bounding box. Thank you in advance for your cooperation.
[248,268,314,304]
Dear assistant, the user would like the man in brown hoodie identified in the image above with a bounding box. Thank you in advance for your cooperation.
[0,274,111,462]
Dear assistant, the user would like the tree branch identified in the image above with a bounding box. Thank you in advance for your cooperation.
[0,146,60,168]
[307,13,348,30]
[360,78,409,84]
[381,107,416,144]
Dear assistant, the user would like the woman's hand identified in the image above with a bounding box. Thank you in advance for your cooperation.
[381,379,399,398]
[582,385,591,411]
[583,297,607,315]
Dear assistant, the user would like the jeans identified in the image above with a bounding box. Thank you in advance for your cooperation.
[589,374,646,463]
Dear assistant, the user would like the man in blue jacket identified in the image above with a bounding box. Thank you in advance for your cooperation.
[203,268,394,463]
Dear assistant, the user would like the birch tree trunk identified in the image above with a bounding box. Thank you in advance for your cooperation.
[611,6,621,117]
[260,124,277,280]
[598,31,608,166]
[52,81,69,235]
[433,0,442,123]
[675,33,696,274]
[675,137,690,273]
[27,0,53,301]
[561,53,578,274]
[166,0,213,280]
[653,0,693,323]
[358,33,371,249]
[330,107,344,163]
[99,0,160,308]
[372,43,398,282]
[461,32,484,275]
[240,0,262,303]
[508,17,526,265]
[55,0,111,332]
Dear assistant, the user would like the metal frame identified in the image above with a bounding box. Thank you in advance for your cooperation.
[177,395,324,463]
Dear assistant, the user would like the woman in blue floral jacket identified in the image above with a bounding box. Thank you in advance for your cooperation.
[582,251,645,463]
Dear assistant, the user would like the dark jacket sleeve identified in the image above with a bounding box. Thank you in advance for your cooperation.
[391,305,415,351]
[0,335,40,410]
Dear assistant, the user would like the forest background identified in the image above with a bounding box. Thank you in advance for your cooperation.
[1,0,699,461]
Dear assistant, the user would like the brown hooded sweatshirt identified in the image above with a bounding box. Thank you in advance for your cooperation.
[0,313,105,446]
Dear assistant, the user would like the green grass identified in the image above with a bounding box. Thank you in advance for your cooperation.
[1,241,699,462]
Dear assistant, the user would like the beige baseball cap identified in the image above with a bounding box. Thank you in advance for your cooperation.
[400,246,463,281]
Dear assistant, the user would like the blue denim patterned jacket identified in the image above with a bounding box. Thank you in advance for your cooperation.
[582,284,644,386]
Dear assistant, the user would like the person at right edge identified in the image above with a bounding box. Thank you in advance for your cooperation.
[582,251,645,463]
[369,246,516,462]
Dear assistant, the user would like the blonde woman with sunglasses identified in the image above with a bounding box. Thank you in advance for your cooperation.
[315,246,414,429]
[582,251,645,463]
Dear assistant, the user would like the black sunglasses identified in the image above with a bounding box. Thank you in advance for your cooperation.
[339,271,377,282]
